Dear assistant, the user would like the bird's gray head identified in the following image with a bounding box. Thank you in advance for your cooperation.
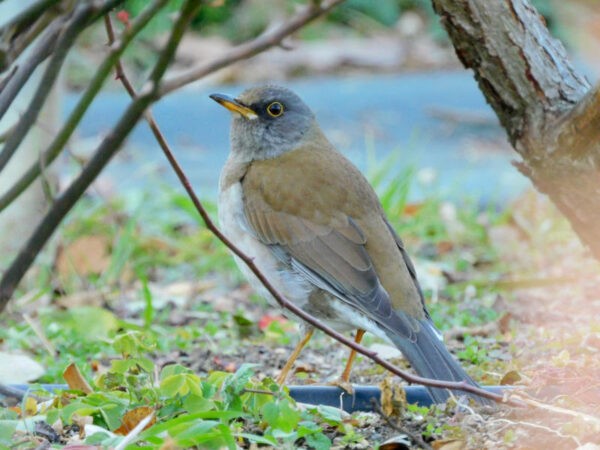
[210,85,316,161]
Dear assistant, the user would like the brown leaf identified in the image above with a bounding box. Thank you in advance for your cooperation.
[379,434,411,449]
[63,363,93,394]
[500,370,522,385]
[403,203,423,216]
[55,235,111,278]
[379,377,407,417]
[114,406,155,435]
[293,362,316,375]
[498,312,513,334]
[436,241,454,254]
[432,439,467,450]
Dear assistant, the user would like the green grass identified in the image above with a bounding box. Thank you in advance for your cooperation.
[0,160,543,447]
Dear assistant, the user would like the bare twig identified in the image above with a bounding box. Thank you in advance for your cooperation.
[0,5,63,72]
[0,121,17,144]
[511,394,600,428]
[494,418,581,447]
[159,0,347,96]
[0,0,62,42]
[0,2,107,173]
[0,16,66,121]
[105,17,510,405]
[0,0,169,213]
[0,0,200,312]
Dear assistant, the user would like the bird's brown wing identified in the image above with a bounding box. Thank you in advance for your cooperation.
[241,146,423,341]
[243,204,420,340]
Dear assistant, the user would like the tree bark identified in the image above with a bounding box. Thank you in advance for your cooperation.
[431,0,600,260]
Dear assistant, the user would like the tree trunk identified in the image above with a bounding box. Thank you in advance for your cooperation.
[431,0,600,260]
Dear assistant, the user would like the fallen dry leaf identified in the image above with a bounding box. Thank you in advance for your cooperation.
[63,363,93,394]
[114,406,156,435]
[500,370,522,386]
[380,376,407,418]
[55,235,111,278]
[432,439,467,450]
[403,202,423,216]
[379,433,412,449]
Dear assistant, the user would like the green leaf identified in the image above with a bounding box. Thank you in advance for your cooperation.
[305,431,332,450]
[0,420,17,446]
[316,405,343,424]
[113,331,156,357]
[237,432,277,446]
[160,363,193,379]
[262,398,300,433]
[182,394,214,414]
[222,363,256,409]
[140,411,246,440]
[261,402,279,428]
[160,373,187,397]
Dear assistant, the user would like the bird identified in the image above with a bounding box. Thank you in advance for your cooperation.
[210,85,491,405]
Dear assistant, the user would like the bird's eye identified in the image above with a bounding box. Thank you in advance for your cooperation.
[266,101,284,117]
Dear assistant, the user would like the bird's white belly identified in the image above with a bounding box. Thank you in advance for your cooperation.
[218,182,313,308]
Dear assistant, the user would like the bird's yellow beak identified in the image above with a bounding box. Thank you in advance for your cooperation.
[210,93,258,120]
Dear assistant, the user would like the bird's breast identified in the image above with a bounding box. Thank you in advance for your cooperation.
[218,181,314,308]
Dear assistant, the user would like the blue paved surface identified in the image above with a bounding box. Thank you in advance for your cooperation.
[64,72,530,204]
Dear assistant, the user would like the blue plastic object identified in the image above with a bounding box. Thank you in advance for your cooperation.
[6,384,508,412]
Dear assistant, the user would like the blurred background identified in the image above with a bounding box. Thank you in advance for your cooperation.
[2,4,600,446]
[14,0,600,208]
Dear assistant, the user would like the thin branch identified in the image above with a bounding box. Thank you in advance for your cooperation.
[0,16,66,121]
[0,6,63,73]
[0,122,17,144]
[511,394,600,428]
[0,65,18,93]
[0,3,97,173]
[0,0,170,213]
[0,0,200,312]
[0,0,62,41]
[106,15,512,404]
[159,0,346,97]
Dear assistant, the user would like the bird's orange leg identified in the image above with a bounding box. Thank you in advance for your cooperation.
[276,328,314,385]
[340,329,366,383]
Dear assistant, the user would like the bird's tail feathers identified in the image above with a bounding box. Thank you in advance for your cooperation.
[386,319,493,406]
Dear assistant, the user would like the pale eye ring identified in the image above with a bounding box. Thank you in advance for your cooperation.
[266,101,284,117]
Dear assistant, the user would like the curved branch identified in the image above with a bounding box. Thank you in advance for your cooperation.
[159,0,346,97]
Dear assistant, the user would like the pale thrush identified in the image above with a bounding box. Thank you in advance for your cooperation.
[211,85,490,404]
